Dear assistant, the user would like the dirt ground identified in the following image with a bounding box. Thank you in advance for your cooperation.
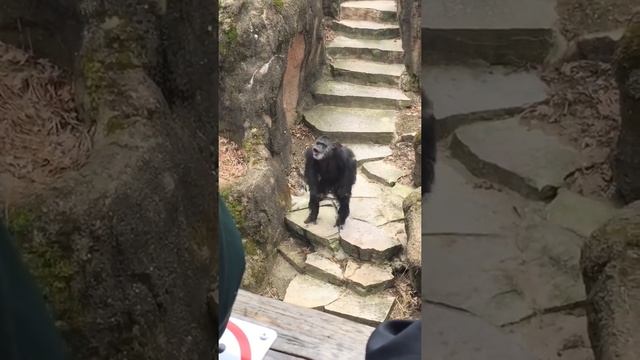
[0,40,90,205]
[557,0,640,40]
[522,60,620,200]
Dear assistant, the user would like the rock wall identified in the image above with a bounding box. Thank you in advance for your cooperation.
[398,0,420,90]
[613,22,640,204]
[581,201,640,360]
[218,0,324,293]
[0,0,217,358]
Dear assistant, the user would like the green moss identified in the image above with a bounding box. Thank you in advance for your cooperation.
[413,130,422,149]
[106,117,128,135]
[7,209,34,238]
[242,128,265,162]
[220,24,239,58]
[616,23,640,80]
[273,0,284,11]
[220,188,245,231]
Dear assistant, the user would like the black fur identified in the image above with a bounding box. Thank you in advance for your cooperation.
[422,90,437,195]
[303,136,357,228]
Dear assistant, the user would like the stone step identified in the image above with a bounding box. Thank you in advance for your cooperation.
[340,1,397,23]
[304,252,345,286]
[312,79,411,109]
[324,291,396,327]
[344,260,394,295]
[331,59,404,86]
[340,218,402,261]
[423,65,548,139]
[286,205,341,250]
[362,160,405,186]
[327,36,404,63]
[283,274,396,326]
[332,19,400,39]
[422,0,557,65]
[303,105,396,144]
[450,117,584,201]
[545,189,618,238]
[344,143,392,164]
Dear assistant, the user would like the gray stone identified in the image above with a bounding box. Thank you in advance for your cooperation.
[270,253,303,299]
[362,160,405,186]
[312,79,411,109]
[304,252,345,285]
[451,117,584,200]
[570,28,624,63]
[286,206,340,249]
[339,219,402,261]
[504,311,592,360]
[423,65,548,138]
[327,36,404,63]
[515,224,587,311]
[352,173,384,198]
[581,201,640,359]
[340,1,397,23]
[423,233,533,326]
[332,19,400,39]
[344,143,392,165]
[546,189,618,238]
[423,155,532,236]
[331,58,403,86]
[403,190,421,290]
[303,105,396,144]
[277,239,308,273]
[324,291,396,326]
[350,191,404,226]
[423,303,537,360]
[344,260,394,295]
[422,0,556,65]
[283,275,343,309]
[391,183,414,198]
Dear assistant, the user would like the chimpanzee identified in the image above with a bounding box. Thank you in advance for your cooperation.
[422,89,437,195]
[303,135,357,229]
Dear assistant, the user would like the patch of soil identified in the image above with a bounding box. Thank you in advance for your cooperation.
[323,17,337,43]
[387,97,420,186]
[218,136,248,188]
[557,0,640,40]
[0,41,91,204]
[521,60,620,199]
[288,123,314,196]
[389,271,420,320]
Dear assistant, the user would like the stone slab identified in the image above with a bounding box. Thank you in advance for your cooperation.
[343,143,392,164]
[423,303,537,360]
[303,105,396,144]
[423,233,533,326]
[339,219,401,261]
[423,65,547,138]
[331,59,403,85]
[305,252,345,285]
[362,160,405,186]
[451,117,584,200]
[341,1,397,23]
[422,0,556,65]
[332,19,400,39]
[286,206,340,249]
[277,238,308,273]
[324,291,396,326]
[546,189,618,238]
[505,311,592,360]
[350,191,404,226]
[312,79,411,109]
[283,274,343,309]
[423,155,530,235]
[391,183,414,198]
[344,260,394,295]
[327,36,404,63]
[270,253,302,299]
[352,173,384,198]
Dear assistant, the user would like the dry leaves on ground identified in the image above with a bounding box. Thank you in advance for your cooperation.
[218,136,248,187]
[0,41,91,188]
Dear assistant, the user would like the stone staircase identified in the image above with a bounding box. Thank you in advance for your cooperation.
[279,0,417,326]
[422,0,618,359]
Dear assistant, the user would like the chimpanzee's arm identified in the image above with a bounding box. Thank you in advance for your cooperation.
[304,148,318,193]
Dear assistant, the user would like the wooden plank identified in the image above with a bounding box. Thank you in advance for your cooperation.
[232,289,374,360]
[264,350,306,360]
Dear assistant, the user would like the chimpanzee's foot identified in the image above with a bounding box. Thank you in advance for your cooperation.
[334,217,346,229]
[304,214,317,224]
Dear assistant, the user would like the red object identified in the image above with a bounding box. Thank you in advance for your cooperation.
[227,320,252,360]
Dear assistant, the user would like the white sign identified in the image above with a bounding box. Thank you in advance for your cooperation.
[219,317,278,360]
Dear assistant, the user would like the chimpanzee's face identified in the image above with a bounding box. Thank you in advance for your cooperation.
[312,138,331,160]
